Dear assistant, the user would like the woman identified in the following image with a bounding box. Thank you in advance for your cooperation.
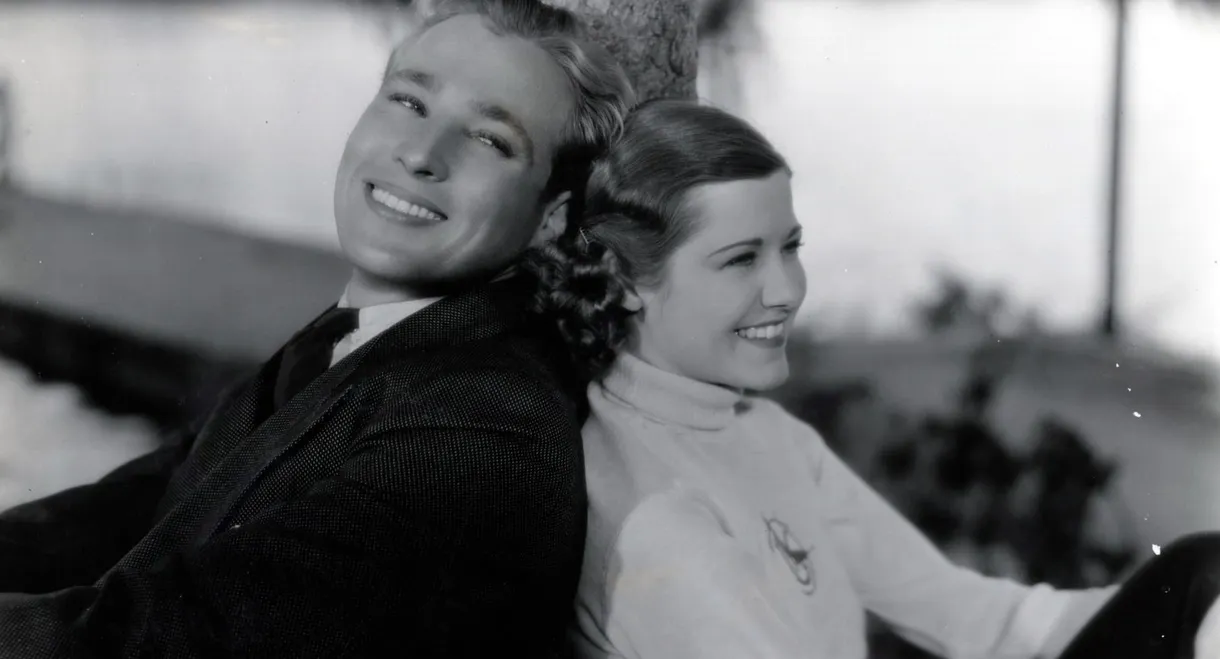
[527,99,1220,659]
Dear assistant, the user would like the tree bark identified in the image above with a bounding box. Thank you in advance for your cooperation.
[554,0,698,102]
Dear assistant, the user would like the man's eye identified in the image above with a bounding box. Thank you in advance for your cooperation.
[474,132,513,158]
[389,93,426,117]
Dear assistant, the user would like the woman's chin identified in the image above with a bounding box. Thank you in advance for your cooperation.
[722,362,791,393]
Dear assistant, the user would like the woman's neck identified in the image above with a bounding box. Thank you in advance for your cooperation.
[621,344,747,398]
[601,352,746,431]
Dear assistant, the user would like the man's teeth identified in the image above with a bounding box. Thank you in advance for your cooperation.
[736,323,785,340]
[371,187,444,221]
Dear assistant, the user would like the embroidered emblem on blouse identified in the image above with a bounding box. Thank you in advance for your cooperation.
[763,515,817,595]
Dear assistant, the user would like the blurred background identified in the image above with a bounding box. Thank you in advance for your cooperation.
[0,0,1217,653]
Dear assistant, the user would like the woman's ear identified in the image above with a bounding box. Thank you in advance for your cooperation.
[531,191,571,247]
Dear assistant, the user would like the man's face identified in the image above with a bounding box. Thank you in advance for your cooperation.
[334,15,574,295]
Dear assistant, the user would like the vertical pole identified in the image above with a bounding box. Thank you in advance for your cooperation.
[1101,0,1128,338]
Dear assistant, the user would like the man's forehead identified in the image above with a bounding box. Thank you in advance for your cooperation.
[385,37,423,75]
[386,14,490,73]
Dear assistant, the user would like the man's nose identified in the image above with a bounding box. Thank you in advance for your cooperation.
[393,129,450,182]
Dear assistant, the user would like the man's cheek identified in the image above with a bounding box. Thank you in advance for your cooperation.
[345,120,387,158]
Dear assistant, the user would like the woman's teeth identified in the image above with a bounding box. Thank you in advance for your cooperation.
[736,323,784,340]
[371,187,445,221]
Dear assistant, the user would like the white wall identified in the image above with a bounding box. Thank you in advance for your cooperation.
[1,2,389,247]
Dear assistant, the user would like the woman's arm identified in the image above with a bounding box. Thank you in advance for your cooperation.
[594,491,809,659]
[789,416,1114,659]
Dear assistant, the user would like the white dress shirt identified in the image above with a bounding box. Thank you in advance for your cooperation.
[328,288,442,367]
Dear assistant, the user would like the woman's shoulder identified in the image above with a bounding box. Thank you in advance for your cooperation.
[581,384,691,500]
[619,486,734,545]
[580,408,688,546]
[587,485,735,578]
[740,395,833,451]
[575,483,738,631]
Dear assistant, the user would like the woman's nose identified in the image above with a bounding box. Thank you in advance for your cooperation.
[761,259,806,310]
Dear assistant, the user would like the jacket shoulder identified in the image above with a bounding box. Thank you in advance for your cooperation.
[354,330,584,439]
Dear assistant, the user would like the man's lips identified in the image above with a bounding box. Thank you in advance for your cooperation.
[365,180,447,221]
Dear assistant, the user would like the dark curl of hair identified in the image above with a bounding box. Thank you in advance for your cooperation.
[526,98,788,381]
[525,229,635,382]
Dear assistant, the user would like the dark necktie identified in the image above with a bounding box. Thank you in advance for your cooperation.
[273,307,360,409]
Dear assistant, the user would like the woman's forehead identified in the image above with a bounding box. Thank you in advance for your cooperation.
[681,173,798,245]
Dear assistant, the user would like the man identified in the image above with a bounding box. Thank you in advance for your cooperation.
[0,1,635,656]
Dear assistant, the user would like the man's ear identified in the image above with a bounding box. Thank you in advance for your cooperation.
[530,191,571,248]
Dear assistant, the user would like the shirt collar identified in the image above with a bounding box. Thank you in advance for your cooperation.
[333,266,515,349]
[337,286,443,345]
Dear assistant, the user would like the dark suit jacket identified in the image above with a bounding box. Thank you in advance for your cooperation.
[0,277,588,658]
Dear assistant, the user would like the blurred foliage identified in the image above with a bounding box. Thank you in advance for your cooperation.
[911,268,1044,339]
[780,271,1140,658]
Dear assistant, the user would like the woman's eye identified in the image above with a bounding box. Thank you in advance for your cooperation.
[783,239,805,253]
[725,253,757,268]
[389,93,426,117]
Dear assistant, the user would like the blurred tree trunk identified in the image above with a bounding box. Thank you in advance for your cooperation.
[557,0,698,102]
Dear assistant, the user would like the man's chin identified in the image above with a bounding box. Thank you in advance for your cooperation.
[349,260,519,299]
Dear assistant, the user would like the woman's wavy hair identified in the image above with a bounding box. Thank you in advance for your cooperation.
[526,98,789,381]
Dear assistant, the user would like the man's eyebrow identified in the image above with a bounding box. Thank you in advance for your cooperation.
[385,67,436,91]
[473,102,535,163]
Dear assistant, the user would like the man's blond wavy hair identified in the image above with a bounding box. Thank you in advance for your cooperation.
[396,0,638,198]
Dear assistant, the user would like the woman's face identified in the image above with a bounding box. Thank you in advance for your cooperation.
[627,170,807,392]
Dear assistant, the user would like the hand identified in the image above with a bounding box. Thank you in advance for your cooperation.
[1196,594,1220,659]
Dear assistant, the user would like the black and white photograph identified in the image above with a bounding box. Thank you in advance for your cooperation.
[0,0,1218,656]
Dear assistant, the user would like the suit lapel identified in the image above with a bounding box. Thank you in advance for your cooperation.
[186,363,272,456]
[198,378,354,539]
[221,279,524,459]
[190,277,536,540]
[154,353,279,522]
[187,304,337,457]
